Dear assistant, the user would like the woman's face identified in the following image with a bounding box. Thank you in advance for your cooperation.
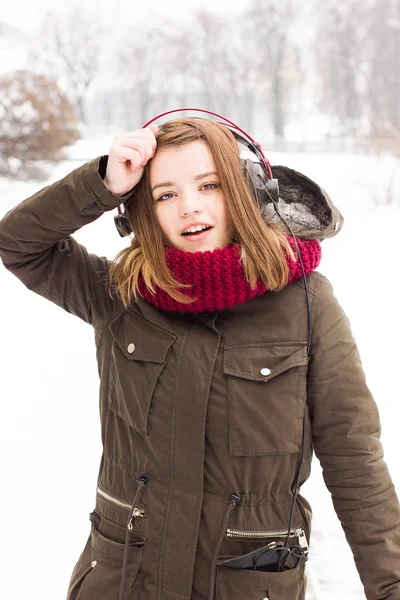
[149,140,233,253]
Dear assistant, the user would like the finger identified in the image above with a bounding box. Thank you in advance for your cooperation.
[135,126,158,155]
[119,136,154,165]
[132,136,154,164]
[144,137,156,163]
[117,137,147,162]
[147,124,158,145]
[117,126,158,150]
[113,147,143,170]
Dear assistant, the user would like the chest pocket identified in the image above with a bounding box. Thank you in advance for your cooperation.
[223,343,308,456]
[108,310,177,435]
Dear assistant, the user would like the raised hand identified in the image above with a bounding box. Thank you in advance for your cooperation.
[103,124,158,195]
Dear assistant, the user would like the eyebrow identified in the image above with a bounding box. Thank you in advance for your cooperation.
[151,171,219,193]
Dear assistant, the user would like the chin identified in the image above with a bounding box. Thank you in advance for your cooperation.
[171,234,230,253]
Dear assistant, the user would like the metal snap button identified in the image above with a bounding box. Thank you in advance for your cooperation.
[91,560,97,568]
[260,368,271,376]
[127,343,135,353]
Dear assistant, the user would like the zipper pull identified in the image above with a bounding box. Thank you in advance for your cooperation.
[128,507,145,530]
[295,528,309,553]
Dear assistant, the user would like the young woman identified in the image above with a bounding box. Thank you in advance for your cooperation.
[0,116,399,600]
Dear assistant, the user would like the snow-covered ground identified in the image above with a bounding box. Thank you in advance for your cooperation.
[0,133,399,599]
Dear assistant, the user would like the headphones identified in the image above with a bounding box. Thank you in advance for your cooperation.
[113,107,280,239]
[112,108,313,553]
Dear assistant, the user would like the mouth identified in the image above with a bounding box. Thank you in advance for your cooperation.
[181,226,213,241]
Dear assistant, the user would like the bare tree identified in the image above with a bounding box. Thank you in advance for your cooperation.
[315,0,400,158]
[111,24,177,128]
[113,11,241,125]
[315,0,373,139]
[162,25,204,109]
[68,5,302,137]
[27,6,108,124]
[185,10,235,113]
[366,0,400,149]
[241,0,303,140]
[153,9,261,131]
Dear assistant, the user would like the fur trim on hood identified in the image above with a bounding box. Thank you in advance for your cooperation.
[261,165,344,241]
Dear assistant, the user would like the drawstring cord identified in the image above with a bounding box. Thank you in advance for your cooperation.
[208,493,241,600]
[119,474,148,600]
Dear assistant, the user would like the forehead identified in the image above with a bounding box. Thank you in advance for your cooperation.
[149,140,216,183]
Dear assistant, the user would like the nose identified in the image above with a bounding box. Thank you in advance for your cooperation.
[179,191,203,217]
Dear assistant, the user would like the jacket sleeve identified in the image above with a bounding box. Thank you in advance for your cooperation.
[0,156,132,328]
[307,274,400,600]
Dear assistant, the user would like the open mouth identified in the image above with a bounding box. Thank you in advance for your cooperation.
[181,226,213,237]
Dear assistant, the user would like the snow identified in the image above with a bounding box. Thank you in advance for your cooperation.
[0,134,399,599]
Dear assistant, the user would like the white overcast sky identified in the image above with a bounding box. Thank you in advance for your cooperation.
[1,0,249,34]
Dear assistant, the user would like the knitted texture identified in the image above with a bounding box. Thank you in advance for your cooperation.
[138,235,321,314]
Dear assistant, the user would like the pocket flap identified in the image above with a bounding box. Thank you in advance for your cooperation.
[109,310,176,362]
[223,343,308,382]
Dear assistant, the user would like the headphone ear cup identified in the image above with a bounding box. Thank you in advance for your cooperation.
[240,158,274,209]
[114,213,132,237]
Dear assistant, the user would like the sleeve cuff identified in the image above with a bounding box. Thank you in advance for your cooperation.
[82,155,136,211]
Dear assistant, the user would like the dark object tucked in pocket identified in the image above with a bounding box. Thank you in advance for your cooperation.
[217,541,307,573]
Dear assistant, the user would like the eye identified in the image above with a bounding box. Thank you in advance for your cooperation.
[156,192,174,202]
[156,183,219,202]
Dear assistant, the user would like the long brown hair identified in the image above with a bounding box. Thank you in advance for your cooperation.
[107,117,296,307]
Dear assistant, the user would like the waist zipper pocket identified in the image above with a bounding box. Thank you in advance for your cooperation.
[226,527,309,552]
[97,485,145,528]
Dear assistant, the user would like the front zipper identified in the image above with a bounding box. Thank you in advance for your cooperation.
[226,527,309,552]
[97,486,145,518]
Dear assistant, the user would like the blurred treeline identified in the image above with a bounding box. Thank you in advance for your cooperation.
[0,0,399,178]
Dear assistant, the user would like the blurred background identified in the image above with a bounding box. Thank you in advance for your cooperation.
[0,1,399,599]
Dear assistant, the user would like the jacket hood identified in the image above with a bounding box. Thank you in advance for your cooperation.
[261,165,344,241]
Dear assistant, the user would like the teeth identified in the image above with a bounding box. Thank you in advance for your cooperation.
[183,225,210,235]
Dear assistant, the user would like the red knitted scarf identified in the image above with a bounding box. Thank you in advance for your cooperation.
[138,235,321,314]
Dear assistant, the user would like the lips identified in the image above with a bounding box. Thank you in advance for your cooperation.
[181,227,213,237]
[181,227,213,242]
[180,223,213,236]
